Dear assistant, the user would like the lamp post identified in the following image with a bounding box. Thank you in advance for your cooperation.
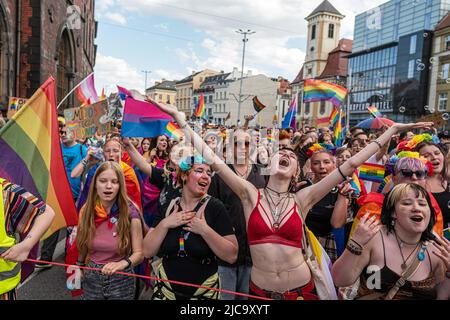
[236,29,255,126]
[142,70,152,93]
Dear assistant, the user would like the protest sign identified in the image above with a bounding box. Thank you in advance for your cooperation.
[64,100,111,139]
[7,97,28,119]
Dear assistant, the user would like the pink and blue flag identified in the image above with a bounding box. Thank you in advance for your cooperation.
[281,97,297,129]
[121,97,173,137]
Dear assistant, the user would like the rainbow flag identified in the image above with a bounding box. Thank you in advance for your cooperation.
[267,134,275,142]
[368,105,382,118]
[349,172,365,196]
[359,163,385,183]
[121,97,173,137]
[0,77,78,237]
[165,121,183,141]
[9,98,19,111]
[329,106,339,128]
[303,79,348,107]
[75,73,99,105]
[194,94,205,118]
[333,108,343,147]
[252,96,267,113]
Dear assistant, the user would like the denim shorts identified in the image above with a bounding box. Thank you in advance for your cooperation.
[82,261,136,300]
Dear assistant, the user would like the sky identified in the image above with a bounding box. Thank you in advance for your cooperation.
[93,0,388,95]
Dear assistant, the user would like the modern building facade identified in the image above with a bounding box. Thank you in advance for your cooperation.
[347,0,450,124]
[0,0,97,112]
[146,80,177,105]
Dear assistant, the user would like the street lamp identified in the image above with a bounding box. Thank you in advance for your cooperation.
[236,29,255,126]
[142,70,152,93]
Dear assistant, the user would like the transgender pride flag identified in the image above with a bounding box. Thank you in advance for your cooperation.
[75,73,100,105]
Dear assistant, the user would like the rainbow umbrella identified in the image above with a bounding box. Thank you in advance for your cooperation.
[356,117,395,129]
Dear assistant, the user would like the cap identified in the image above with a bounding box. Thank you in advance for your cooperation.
[58,116,66,126]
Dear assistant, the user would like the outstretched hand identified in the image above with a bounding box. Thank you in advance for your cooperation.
[392,122,433,134]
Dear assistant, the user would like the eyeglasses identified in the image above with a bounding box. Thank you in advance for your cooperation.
[399,169,427,180]
[60,130,67,135]
[191,168,215,178]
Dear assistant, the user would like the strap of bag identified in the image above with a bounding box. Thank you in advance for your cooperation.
[165,195,211,218]
[165,197,180,218]
[384,246,424,300]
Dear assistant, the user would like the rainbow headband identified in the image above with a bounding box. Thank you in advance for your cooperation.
[405,133,439,150]
[306,143,335,158]
[387,151,433,176]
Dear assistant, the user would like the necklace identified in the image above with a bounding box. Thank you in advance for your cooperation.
[394,231,421,270]
[264,189,291,230]
[265,186,290,196]
[234,164,251,178]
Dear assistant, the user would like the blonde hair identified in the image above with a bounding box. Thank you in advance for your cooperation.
[77,161,133,257]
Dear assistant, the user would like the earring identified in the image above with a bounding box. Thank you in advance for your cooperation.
[391,219,396,227]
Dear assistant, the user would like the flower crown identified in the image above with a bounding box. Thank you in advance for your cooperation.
[405,133,439,150]
[386,150,433,176]
[178,154,207,171]
[306,143,335,158]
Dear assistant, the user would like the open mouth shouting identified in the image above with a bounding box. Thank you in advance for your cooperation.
[410,214,424,223]
[279,157,290,168]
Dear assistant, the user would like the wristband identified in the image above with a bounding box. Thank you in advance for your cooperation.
[337,166,347,181]
[81,159,88,167]
[124,257,132,269]
[346,239,363,256]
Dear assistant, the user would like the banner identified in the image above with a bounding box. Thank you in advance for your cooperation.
[7,97,28,119]
[64,100,111,140]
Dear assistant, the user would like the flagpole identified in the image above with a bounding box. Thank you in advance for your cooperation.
[57,72,94,110]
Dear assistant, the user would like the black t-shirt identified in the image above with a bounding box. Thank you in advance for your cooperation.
[432,189,450,229]
[149,166,182,212]
[306,191,338,237]
[152,197,234,298]
[208,164,266,267]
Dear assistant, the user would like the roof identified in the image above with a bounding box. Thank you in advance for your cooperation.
[436,11,450,31]
[202,73,231,85]
[147,80,177,91]
[319,39,352,78]
[306,0,343,19]
[291,66,304,85]
[176,71,202,84]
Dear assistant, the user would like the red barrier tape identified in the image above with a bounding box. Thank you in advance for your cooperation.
[26,259,272,301]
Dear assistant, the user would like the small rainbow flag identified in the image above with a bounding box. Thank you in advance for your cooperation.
[368,106,382,118]
[194,94,205,118]
[165,121,183,141]
[253,96,267,113]
[359,163,385,183]
[349,172,364,196]
[9,98,19,110]
[303,79,348,107]
[329,106,339,128]
[267,134,275,142]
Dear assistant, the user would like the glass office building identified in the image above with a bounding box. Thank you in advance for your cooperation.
[348,0,450,124]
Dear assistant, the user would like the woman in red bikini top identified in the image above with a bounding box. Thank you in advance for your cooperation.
[150,99,433,300]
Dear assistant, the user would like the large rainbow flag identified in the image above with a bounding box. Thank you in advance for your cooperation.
[303,79,348,107]
[75,73,100,106]
[0,77,78,237]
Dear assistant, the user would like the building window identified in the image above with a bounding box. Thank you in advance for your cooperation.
[311,25,316,40]
[209,95,213,103]
[305,102,310,114]
[408,60,415,79]
[159,94,162,101]
[409,35,417,55]
[443,64,450,79]
[424,13,431,30]
[320,101,326,115]
[328,24,334,38]
[446,36,450,51]
[439,93,448,111]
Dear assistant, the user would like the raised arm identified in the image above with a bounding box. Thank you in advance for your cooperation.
[297,122,433,214]
[148,99,257,204]
[122,138,153,177]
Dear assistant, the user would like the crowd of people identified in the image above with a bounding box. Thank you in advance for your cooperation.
[0,101,449,300]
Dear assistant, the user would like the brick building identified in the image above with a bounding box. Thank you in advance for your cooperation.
[0,0,97,112]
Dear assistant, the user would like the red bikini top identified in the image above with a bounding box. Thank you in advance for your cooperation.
[247,190,303,248]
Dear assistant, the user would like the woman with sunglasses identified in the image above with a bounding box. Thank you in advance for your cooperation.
[143,155,238,300]
[149,99,432,300]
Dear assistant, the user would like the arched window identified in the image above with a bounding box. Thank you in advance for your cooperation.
[57,30,74,108]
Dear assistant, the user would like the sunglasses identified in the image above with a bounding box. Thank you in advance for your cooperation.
[399,169,427,180]
[60,130,67,135]
[234,141,250,146]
